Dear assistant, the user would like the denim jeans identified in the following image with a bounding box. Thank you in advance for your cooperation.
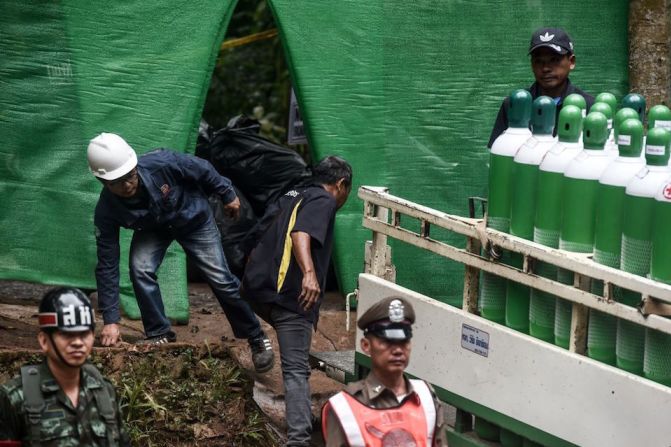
[254,303,313,446]
[129,216,263,340]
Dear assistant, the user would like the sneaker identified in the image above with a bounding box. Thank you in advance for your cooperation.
[249,334,274,373]
[137,330,177,345]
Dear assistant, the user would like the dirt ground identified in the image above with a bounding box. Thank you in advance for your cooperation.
[0,280,357,445]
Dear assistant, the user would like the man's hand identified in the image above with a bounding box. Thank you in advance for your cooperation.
[101,323,121,346]
[223,196,241,220]
[298,270,320,311]
[291,231,320,312]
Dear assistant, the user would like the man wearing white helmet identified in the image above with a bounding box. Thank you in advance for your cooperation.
[86,133,274,373]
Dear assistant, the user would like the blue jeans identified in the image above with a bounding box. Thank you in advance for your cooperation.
[129,216,263,340]
[254,303,313,446]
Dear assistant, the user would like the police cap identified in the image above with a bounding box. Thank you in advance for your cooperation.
[38,287,95,333]
[357,296,415,342]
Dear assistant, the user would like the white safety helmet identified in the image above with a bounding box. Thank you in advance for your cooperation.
[87,133,138,180]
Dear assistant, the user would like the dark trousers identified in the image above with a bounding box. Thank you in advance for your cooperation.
[253,302,313,446]
[129,216,262,340]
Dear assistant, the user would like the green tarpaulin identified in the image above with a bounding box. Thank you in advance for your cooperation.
[0,0,628,319]
[269,0,629,305]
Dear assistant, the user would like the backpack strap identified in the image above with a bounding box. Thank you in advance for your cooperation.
[82,364,118,445]
[20,365,44,447]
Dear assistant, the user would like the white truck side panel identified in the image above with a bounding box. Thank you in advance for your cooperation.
[358,273,671,447]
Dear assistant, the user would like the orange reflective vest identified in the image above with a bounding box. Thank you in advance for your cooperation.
[322,379,436,447]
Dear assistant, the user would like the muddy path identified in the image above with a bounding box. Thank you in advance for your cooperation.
[0,281,356,446]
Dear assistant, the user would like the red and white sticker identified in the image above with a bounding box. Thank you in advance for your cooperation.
[617,134,631,146]
[663,183,671,200]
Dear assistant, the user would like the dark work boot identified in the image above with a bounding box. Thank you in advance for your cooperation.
[248,333,274,373]
[137,330,177,345]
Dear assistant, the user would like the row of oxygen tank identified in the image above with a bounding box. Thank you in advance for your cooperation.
[482,89,671,387]
[474,91,671,446]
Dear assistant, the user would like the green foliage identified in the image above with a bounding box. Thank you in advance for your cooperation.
[92,347,279,446]
[203,0,291,144]
[0,348,277,446]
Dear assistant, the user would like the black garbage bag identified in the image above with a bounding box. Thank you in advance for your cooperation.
[208,186,258,279]
[205,115,312,217]
[196,119,214,160]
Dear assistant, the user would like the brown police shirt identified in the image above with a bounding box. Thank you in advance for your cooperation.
[324,373,449,446]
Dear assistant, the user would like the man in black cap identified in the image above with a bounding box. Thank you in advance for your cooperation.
[321,296,447,446]
[488,27,595,147]
[0,287,130,446]
[241,155,352,446]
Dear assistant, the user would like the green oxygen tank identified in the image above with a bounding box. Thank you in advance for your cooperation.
[480,90,532,325]
[564,92,588,143]
[595,92,618,116]
[648,104,671,133]
[555,111,611,348]
[594,92,618,150]
[564,93,588,116]
[589,119,645,365]
[477,90,531,444]
[622,93,647,123]
[500,430,523,447]
[619,128,671,374]
[590,102,615,156]
[613,108,640,141]
[648,171,671,386]
[506,96,556,333]
[530,105,583,342]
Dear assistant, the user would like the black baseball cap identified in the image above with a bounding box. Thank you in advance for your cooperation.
[529,27,574,55]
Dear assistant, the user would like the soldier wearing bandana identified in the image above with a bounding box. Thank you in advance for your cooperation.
[321,296,448,446]
[0,287,130,446]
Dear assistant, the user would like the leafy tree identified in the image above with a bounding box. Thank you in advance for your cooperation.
[203,0,291,145]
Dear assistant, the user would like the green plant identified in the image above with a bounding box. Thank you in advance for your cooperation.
[101,346,278,446]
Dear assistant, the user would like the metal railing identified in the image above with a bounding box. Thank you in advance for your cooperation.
[359,185,671,354]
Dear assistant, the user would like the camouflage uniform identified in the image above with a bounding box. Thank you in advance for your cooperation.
[0,361,130,446]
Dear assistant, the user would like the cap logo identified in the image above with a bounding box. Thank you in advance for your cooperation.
[62,304,77,327]
[60,304,93,327]
[539,32,555,42]
[388,299,405,323]
[80,306,93,326]
[549,44,562,52]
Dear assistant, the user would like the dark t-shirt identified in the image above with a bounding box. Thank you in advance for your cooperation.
[241,184,337,325]
[487,79,595,148]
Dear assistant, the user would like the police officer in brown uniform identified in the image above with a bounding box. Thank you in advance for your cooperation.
[322,296,448,446]
[0,288,129,446]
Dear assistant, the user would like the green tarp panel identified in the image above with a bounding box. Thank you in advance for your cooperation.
[268,0,629,305]
[0,0,238,323]
[0,0,630,319]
